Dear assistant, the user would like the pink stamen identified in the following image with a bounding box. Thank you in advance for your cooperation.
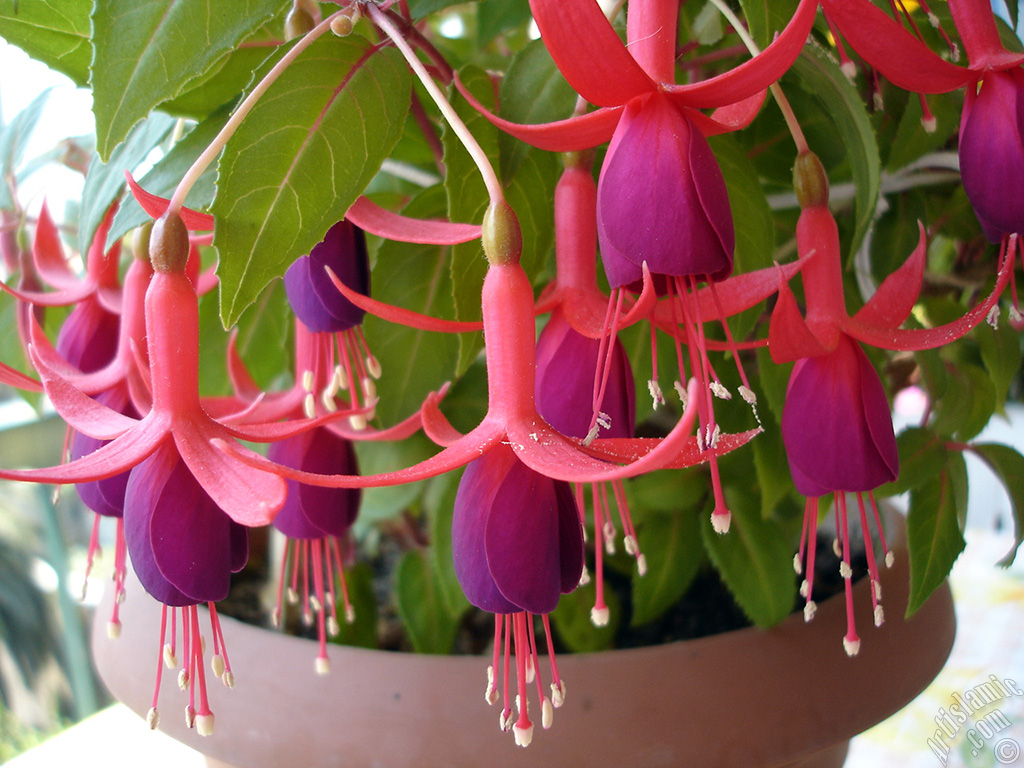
[856,493,884,627]
[512,613,534,745]
[209,605,233,685]
[836,494,861,655]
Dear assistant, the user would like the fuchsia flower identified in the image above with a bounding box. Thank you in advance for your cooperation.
[822,0,1024,314]
[771,153,1013,654]
[452,443,582,746]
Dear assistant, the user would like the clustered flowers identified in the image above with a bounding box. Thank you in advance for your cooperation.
[0,0,1020,750]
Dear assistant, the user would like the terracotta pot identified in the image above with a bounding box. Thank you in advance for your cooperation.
[93,510,954,768]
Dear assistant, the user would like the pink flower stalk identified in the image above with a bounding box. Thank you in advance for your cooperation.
[821,0,1024,316]
[452,443,583,746]
[267,427,361,675]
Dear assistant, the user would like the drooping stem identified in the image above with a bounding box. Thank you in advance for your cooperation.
[366,2,504,204]
[167,10,346,216]
[706,0,809,155]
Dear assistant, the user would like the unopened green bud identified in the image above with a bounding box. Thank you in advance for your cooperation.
[330,13,355,37]
[150,212,189,273]
[481,200,522,266]
[285,7,316,40]
[132,222,153,264]
[793,152,829,210]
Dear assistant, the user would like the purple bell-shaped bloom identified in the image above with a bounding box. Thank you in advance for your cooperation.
[781,333,898,498]
[266,427,361,674]
[535,309,635,442]
[781,333,899,658]
[597,92,734,286]
[56,298,120,373]
[284,220,369,332]
[959,68,1024,242]
[452,443,583,746]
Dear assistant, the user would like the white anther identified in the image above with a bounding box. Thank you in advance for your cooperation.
[673,380,688,407]
[302,610,314,627]
[551,680,566,708]
[793,554,803,574]
[513,722,534,747]
[711,512,731,534]
[525,656,535,684]
[873,92,884,111]
[107,620,122,639]
[804,601,817,622]
[596,411,611,431]
[987,305,1000,329]
[316,656,331,676]
[604,537,616,556]
[366,355,382,379]
[321,389,338,413]
[843,637,861,657]
[334,365,349,392]
[636,553,647,576]
[116,587,126,603]
[303,393,316,419]
[541,697,554,729]
[885,551,895,569]
[840,60,857,81]
[211,654,225,678]
[873,581,882,601]
[163,644,177,669]
[184,705,195,729]
[799,579,809,598]
[710,381,731,400]
[222,670,235,688]
[623,534,638,556]
[328,616,340,637]
[287,587,299,604]
[578,566,591,587]
[951,42,961,62]
[348,414,367,431]
[738,385,757,405]
[271,608,281,628]
[147,707,159,730]
[345,605,356,624]
[362,377,376,402]
[647,379,665,408]
[1010,305,1024,324]
[178,669,189,691]
[199,636,206,655]
[839,562,853,579]
[590,606,610,627]
[302,370,315,393]
[832,538,842,558]
[500,709,513,731]
[195,713,215,737]
[310,595,322,613]
[874,606,885,627]
[927,11,939,27]
[583,424,600,446]
[922,116,937,133]
[708,424,721,448]
[486,666,499,705]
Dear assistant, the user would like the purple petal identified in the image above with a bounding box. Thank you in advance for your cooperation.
[72,387,140,518]
[124,442,235,604]
[960,69,1024,240]
[284,221,369,332]
[781,334,898,495]
[536,310,635,439]
[267,428,361,539]
[485,455,582,614]
[452,447,520,613]
[598,93,734,281]
[56,297,119,373]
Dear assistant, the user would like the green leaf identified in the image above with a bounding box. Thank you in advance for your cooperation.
[478,0,531,45]
[976,320,1023,413]
[395,549,460,654]
[970,443,1024,566]
[364,189,460,427]
[630,510,703,627]
[701,489,796,627]
[424,469,471,618]
[497,38,576,180]
[886,90,962,172]
[906,451,967,616]
[739,0,800,49]
[931,363,996,442]
[876,427,945,497]
[0,89,52,209]
[213,38,411,326]
[551,582,620,652]
[0,0,91,86]
[79,113,177,256]
[108,104,233,248]
[90,0,287,160]
[790,42,880,260]
[353,433,437,526]
[751,418,795,518]
[329,563,379,649]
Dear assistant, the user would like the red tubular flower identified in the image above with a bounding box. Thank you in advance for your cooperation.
[452,443,583,746]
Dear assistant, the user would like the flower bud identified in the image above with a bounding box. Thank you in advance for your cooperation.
[149,212,189,273]
[793,152,829,210]
[285,6,316,40]
[482,200,522,266]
